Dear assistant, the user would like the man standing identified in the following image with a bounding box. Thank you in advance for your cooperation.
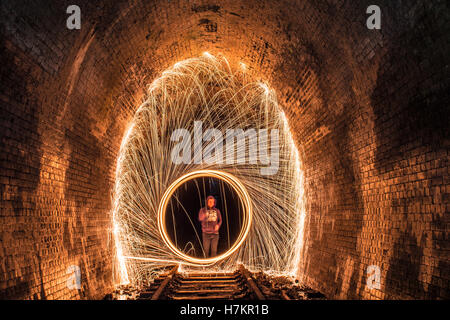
[198,195,222,258]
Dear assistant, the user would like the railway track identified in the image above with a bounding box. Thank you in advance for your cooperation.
[138,265,267,300]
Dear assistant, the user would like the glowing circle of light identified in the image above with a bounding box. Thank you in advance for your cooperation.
[157,170,252,264]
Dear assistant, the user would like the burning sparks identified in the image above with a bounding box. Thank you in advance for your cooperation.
[112,54,306,285]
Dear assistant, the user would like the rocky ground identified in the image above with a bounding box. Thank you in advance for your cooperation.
[252,271,326,300]
[103,285,141,300]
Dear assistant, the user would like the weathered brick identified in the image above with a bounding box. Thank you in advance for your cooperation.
[0,0,448,300]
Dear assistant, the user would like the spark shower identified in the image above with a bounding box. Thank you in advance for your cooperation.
[112,53,306,285]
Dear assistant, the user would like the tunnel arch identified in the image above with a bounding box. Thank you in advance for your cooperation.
[0,0,448,300]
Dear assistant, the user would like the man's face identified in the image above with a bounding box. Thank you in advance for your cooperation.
[207,198,215,207]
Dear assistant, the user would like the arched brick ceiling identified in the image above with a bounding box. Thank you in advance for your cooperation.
[3,0,384,149]
[0,0,448,299]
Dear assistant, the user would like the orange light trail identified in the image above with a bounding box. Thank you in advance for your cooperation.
[157,170,252,264]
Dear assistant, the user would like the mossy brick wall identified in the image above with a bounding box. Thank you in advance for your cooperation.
[0,0,448,299]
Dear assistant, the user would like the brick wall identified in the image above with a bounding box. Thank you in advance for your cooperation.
[0,0,448,299]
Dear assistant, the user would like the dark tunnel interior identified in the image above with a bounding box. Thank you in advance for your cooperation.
[0,0,448,301]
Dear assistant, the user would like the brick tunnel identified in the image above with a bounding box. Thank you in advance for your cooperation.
[0,1,448,300]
